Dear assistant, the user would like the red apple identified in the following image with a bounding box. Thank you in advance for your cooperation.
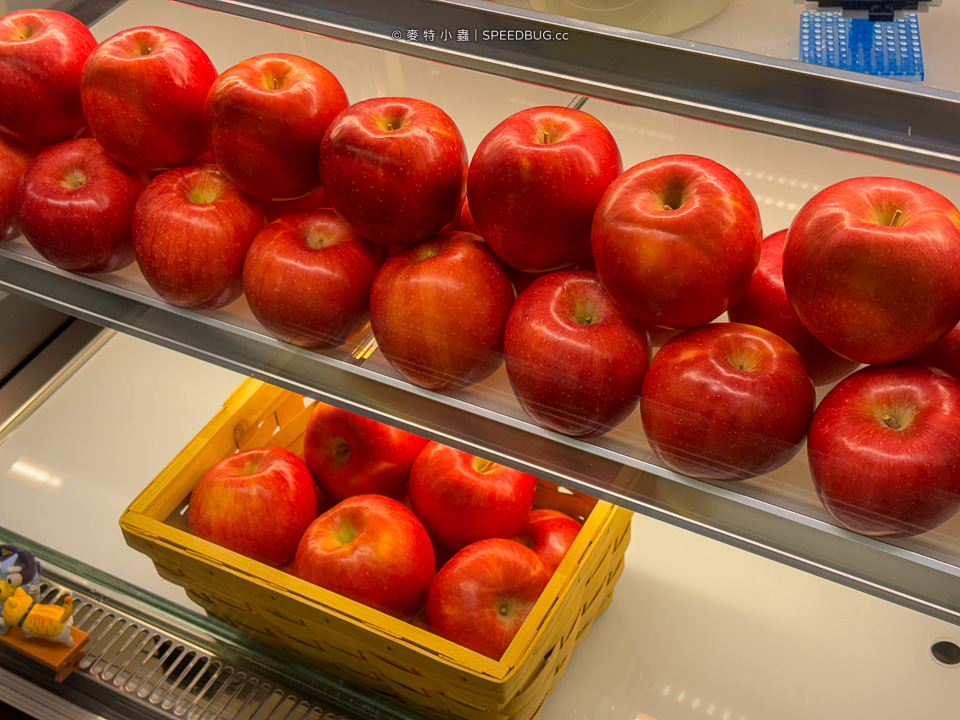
[264,186,330,222]
[295,494,435,618]
[132,164,264,309]
[409,441,537,553]
[641,323,815,480]
[204,53,348,200]
[0,9,96,145]
[16,138,148,273]
[505,270,650,437]
[319,97,467,245]
[592,154,762,329]
[303,401,428,502]
[909,321,960,380]
[0,134,32,241]
[425,538,551,659]
[808,364,960,537]
[783,177,960,365]
[369,231,515,392]
[80,26,217,171]
[468,106,621,272]
[188,446,318,567]
[243,211,382,349]
[513,509,582,573]
[728,229,859,386]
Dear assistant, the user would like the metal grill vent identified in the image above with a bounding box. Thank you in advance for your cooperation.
[34,582,352,720]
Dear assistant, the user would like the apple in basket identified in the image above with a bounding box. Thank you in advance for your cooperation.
[295,494,435,618]
[189,446,318,567]
[426,538,552,659]
[513,509,583,573]
[409,441,537,553]
[302,401,428,502]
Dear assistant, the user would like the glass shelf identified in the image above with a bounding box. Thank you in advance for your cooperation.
[3,228,959,629]
[2,0,959,633]
[176,0,960,176]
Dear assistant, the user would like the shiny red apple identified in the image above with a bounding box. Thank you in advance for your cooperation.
[513,509,582,573]
[909,321,960,380]
[809,364,960,537]
[409,441,537,553]
[243,211,381,349]
[0,9,96,145]
[641,323,815,480]
[319,97,467,245]
[16,138,148,273]
[188,446,318,567]
[783,176,960,364]
[204,53,348,200]
[369,231,515,392]
[728,229,859,386]
[592,154,762,329]
[295,494,435,618]
[425,538,551,659]
[303,401,428,502]
[505,270,650,437]
[80,26,217,171]
[0,134,32,241]
[467,106,621,272]
[132,164,264,309]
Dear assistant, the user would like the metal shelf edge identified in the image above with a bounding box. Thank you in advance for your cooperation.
[0,252,957,628]
[173,0,960,175]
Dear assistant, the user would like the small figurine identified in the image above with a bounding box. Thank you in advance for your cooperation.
[0,581,75,646]
[0,544,88,680]
[0,545,42,599]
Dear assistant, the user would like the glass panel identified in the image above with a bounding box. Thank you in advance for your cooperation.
[1,0,958,627]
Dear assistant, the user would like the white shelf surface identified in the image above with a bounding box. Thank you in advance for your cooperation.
[0,332,956,720]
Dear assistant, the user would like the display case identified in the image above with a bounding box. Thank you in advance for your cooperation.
[1,1,959,719]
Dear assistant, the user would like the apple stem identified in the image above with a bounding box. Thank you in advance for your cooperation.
[473,459,499,474]
[882,413,902,430]
[889,208,903,227]
[60,169,87,191]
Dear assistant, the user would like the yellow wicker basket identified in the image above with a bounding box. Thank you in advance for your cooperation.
[120,379,633,720]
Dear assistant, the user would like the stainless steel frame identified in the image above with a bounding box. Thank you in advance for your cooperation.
[2,0,959,635]
[2,248,958,627]
[176,0,960,174]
